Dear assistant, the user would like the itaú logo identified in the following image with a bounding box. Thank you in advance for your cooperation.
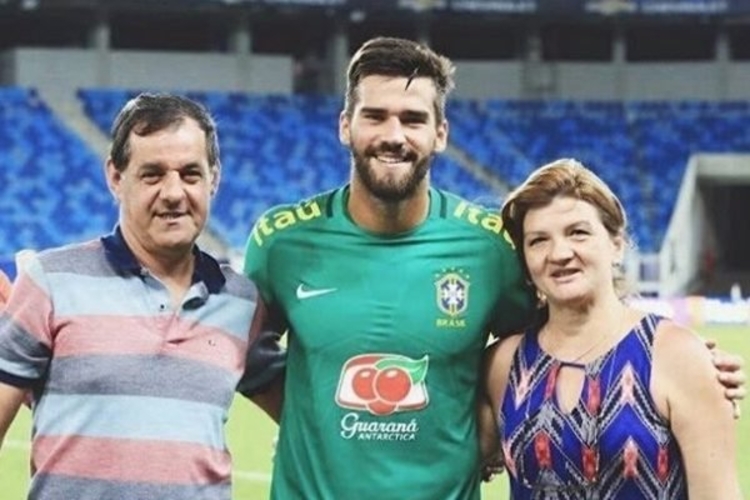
[335,353,429,416]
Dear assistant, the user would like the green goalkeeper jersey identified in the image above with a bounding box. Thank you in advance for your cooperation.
[244,186,535,500]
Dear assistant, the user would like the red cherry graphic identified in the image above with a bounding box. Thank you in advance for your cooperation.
[374,367,412,403]
[351,366,377,401]
[367,399,397,416]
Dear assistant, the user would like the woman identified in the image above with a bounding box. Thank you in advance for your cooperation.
[482,159,741,499]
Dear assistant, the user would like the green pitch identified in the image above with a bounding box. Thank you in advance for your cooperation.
[2,324,749,499]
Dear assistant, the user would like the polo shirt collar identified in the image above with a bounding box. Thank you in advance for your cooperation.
[101,226,226,294]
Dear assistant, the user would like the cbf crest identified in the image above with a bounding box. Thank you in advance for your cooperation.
[434,269,470,324]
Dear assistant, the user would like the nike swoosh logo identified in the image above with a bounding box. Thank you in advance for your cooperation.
[296,284,338,300]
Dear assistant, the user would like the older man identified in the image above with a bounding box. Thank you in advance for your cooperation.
[0,93,284,500]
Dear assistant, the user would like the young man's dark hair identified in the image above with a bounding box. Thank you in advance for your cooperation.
[344,36,455,123]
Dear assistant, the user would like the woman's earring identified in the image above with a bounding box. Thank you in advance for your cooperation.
[536,289,547,307]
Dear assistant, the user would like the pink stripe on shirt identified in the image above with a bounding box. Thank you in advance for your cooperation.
[2,274,53,347]
[33,435,232,484]
[52,315,247,373]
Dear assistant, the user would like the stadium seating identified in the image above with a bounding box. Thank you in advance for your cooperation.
[3,87,748,267]
[0,87,113,272]
[78,89,496,248]
[446,98,750,252]
[627,100,750,247]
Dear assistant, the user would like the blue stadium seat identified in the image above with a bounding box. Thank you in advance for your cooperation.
[0,87,114,262]
[71,90,750,254]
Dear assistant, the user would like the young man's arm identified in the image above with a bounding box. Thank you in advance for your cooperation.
[237,296,286,424]
[248,375,284,423]
[706,339,746,416]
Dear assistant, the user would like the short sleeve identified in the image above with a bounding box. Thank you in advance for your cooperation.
[0,255,53,388]
[243,218,274,304]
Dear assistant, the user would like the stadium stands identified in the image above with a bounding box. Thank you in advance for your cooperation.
[3,87,749,271]
[77,89,496,248]
[0,87,113,276]
[447,98,750,252]
[627,100,750,247]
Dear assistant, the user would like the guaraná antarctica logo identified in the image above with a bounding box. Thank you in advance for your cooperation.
[336,353,429,441]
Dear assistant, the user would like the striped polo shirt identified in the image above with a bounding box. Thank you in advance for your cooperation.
[0,229,284,500]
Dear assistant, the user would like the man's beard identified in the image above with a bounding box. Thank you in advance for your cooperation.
[351,145,431,202]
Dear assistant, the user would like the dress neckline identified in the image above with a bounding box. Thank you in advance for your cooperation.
[528,312,653,372]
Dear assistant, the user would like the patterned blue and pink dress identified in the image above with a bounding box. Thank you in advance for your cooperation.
[499,313,687,499]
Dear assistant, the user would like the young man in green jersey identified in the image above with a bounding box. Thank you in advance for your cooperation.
[242,37,745,499]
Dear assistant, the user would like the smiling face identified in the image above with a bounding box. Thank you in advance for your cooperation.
[522,196,624,309]
[106,117,218,263]
[339,74,448,202]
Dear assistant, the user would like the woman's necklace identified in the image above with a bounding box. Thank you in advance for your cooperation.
[542,312,623,365]
[557,331,611,365]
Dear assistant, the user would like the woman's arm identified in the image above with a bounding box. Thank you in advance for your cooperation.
[652,320,742,500]
[478,334,523,470]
